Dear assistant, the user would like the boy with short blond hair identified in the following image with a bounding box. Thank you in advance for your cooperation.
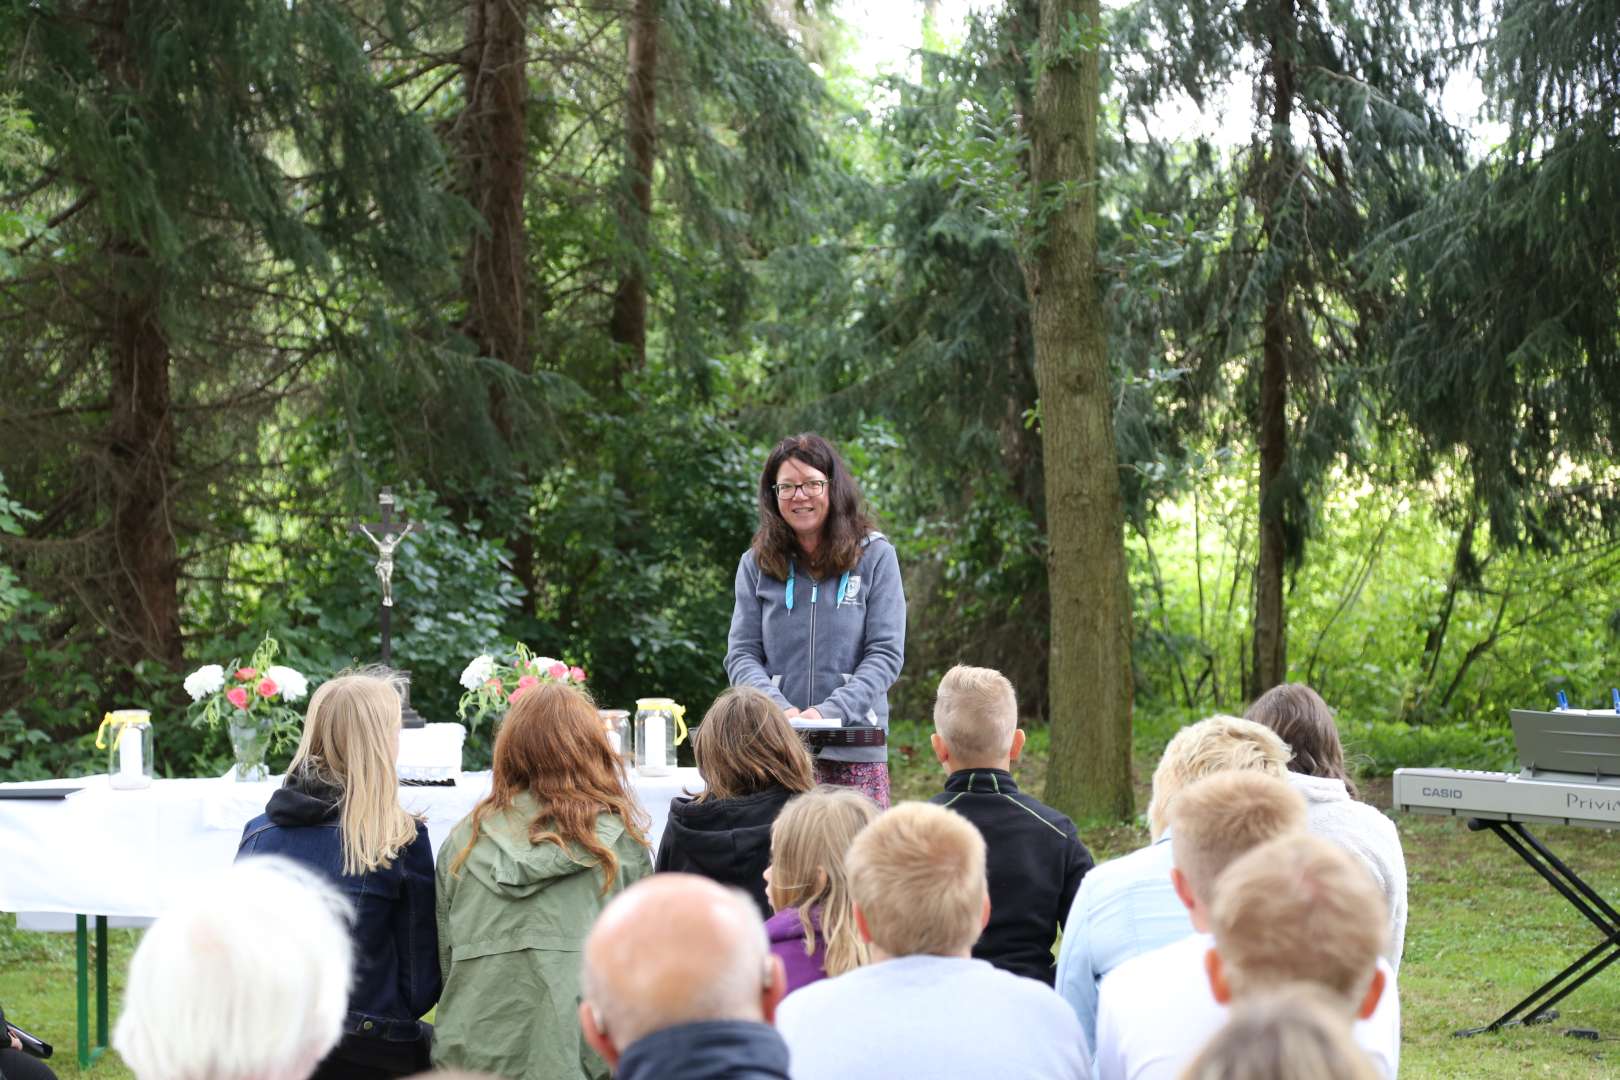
[776,802,1090,1080]
[927,665,1093,983]
[1206,834,1389,1015]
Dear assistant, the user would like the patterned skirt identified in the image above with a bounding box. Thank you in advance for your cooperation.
[812,759,891,809]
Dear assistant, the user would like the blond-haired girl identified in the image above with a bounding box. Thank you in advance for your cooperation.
[763,785,878,994]
[237,670,438,1080]
[655,687,815,915]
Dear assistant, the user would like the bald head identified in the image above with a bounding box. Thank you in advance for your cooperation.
[580,875,784,1062]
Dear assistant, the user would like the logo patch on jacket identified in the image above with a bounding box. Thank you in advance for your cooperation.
[843,575,861,603]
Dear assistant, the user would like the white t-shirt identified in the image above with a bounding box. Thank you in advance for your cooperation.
[1093,933,1400,1080]
[778,953,1091,1080]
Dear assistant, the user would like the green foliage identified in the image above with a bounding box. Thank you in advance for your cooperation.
[1341,716,1514,776]
[525,400,759,724]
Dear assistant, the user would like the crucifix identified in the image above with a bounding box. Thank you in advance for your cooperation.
[349,487,419,666]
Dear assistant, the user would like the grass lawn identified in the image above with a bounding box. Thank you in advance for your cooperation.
[6,719,1620,1078]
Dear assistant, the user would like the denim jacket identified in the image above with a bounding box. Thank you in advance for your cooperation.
[237,768,440,1042]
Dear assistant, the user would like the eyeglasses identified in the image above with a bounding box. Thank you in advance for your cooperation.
[771,479,828,499]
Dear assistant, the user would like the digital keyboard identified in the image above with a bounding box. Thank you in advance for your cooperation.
[1393,767,1620,829]
[1394,705,1620,1035]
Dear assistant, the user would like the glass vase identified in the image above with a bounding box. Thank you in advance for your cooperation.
[229,711,274,782]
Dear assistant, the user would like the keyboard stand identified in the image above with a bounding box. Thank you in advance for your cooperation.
[1456,818,1620,1036]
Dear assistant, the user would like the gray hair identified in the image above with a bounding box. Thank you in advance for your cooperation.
[114,857,353,1080]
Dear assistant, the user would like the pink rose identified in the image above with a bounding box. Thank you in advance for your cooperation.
[257,678,278,698]
[236,667,257,681]
[570,666,586,683]
[509,674,540,701]
[548,662,568,681]
[226,687,250,710]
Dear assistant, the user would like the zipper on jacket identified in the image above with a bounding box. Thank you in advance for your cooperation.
[809,580,818,707]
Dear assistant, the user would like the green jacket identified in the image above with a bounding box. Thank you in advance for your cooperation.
[432,794,653,1080]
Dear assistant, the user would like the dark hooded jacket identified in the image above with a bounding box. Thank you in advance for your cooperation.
[237,767,439,1063]
[617,1021,791,1080]
[654,786,796,918]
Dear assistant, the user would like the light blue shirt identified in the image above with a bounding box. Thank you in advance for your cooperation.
[778,954,1090,1080]
[1053,833,1193,1047]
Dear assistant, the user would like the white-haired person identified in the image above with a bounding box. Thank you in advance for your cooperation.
[777,802,1090,1080]
[928,664,1093,983]
[1245,682,1408,968]
[237,671,438,1079]
[1054,715,1291,1043]
[579,874,790,1080]
[113,857,352,1080]
[1093,773,1398,1080]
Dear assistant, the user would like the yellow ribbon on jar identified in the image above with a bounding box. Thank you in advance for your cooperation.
[96,708,152,751]
[634,698,689,745]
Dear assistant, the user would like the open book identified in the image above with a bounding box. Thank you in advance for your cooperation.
[790,716,842,730]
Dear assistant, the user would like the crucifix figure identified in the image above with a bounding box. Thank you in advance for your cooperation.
[350,488,419,664]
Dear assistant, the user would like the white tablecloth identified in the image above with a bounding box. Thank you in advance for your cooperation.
[0,768,701,922]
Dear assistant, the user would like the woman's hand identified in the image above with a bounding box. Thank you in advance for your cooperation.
[784,707,801,719]
[798,708,822,720]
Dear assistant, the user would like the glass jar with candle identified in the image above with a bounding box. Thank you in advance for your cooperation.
[598,709,631,758]
[633,698,686,776]
[98,709,154,790]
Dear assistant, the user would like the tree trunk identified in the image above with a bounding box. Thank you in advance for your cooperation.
[1249,0,1296,699]
[609,0,660,375]
[105,247,182,670]
[1024,0,1133,821]
[460,0,529,376]
[456,0,536,597]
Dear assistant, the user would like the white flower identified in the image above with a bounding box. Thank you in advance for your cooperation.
[265,665,309,702]
[183,664,225,702]
[532,656,561,673]
[460,654,496,691]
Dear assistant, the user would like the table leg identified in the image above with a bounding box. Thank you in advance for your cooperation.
[75,914,109,1068]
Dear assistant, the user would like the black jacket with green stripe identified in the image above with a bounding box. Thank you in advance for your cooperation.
[931,768,1095,985]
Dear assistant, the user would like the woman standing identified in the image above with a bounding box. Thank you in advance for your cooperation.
[433,682,652,1080]
[237,671,438,1080]
[725,433,906,807]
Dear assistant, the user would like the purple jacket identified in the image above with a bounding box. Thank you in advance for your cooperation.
[766,906,827,995]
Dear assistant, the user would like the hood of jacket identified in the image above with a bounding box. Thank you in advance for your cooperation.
[1287,770,1352,805]
[764,905,819,946]
[617,1020,790,1080]
[664,787,792,879]
[265,764,343,827]
[456,791,632,899]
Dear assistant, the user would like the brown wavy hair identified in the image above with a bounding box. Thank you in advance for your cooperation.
[692,687,816,802]
[751,432,876,581]
[1244,682,1359,800]
[450,682,650,894]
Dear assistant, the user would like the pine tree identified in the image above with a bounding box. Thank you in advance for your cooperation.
[0,0,458,675]
[1112,0,1467,696]
[1366,0,1620,716]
